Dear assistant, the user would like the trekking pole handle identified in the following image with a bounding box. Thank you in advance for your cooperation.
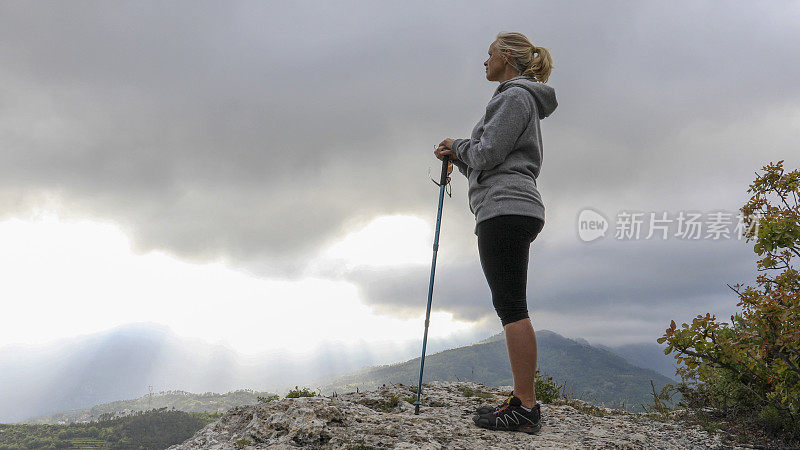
[439,154,450,186]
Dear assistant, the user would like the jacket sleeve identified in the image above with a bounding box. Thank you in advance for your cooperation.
[452,88,532,171]
[451,157,469,177]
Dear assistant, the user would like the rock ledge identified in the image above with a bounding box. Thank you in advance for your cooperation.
[168,381,743,449]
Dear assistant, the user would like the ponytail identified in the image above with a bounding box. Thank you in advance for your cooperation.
[522,46,553,83]
[495,31,554,83]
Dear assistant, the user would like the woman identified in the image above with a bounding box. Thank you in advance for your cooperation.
[434,31,557,434]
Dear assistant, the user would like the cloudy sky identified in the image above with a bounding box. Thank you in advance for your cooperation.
[1,1,799,363]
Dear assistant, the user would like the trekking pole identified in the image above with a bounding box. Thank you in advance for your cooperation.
[414,154,451,415]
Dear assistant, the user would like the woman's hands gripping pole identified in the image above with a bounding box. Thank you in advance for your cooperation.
[434,138,458,178]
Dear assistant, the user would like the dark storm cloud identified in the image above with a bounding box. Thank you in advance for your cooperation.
[347,235,758,324]
[1,1,798,336]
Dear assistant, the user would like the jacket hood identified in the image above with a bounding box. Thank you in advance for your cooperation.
[494,76,558,119]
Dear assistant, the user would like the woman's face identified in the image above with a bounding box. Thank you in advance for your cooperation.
[484,41,511,82]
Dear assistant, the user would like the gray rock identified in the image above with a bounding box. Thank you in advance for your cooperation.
[168,381,744,449]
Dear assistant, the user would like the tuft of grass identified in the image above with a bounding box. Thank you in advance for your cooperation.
[234,437,252,448]
[565,399,608,417]
[360,393,408,413]
[701,421,723,435]
[457,386,494,399]
[640,380,678,422]
[376,394,401,412]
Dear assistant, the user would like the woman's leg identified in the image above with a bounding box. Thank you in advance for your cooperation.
[477,215,544,410]
[504,318,537,408]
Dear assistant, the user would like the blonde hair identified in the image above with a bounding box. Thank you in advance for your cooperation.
[495,31,553,83]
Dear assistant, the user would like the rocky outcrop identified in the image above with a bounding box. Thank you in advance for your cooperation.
[168,381,742,449]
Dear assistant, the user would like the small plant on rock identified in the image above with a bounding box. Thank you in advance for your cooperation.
[286,386,318,398]
[234,437,252,448]
[257,393,279,403]
[457,386,493,399]
[535,370,567,403]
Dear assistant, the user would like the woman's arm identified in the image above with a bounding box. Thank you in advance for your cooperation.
[452,88,532,171]
[452,158,470,177]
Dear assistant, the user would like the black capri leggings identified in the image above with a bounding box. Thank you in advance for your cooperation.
[477,214,544,327]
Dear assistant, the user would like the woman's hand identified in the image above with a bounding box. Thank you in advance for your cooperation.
[434,138,458,162]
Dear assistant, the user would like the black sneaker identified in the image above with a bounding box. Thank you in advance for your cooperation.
[472,395,541,434]
[475,391,514,415]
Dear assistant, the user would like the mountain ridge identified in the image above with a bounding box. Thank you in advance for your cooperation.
[9,326,677,423]
[314,329,674,412]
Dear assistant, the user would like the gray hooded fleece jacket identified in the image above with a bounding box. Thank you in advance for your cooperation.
[451,75,558,235]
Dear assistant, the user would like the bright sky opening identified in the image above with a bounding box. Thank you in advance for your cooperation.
[0,212,474,356]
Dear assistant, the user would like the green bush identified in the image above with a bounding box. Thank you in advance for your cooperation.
[659,161,800,444]
[535,371,566,404]
[256,393,279,403]
[285,386,318,398]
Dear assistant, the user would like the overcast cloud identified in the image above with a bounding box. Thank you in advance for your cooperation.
[1,0,799,347]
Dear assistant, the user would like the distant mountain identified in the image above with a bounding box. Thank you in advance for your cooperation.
[0,323,253,424]
[25,389,274,425]
[2,323,679,423]
[315,330,675,412]
[0,322,397,424]
[1,408,221,449]
[599,342,680,381]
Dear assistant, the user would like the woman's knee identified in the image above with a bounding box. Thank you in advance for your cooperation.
[497,306,530,327]
[494,299,529,326]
